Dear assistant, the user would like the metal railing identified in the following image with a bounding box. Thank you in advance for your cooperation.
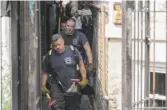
[122,1,167,109]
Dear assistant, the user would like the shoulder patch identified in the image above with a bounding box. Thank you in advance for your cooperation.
[50,44,52,48]
[70,45,74,51]
[49,49,52,55]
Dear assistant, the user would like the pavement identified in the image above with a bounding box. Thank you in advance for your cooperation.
[80,95,93,110]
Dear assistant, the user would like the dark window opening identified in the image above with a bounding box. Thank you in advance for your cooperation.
[150,72,165,95]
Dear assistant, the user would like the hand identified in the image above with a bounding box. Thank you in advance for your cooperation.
[46,93,56,107]
[42,86,50,94]
[78,79,88,87]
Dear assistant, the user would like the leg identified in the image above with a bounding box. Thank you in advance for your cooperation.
[64,92,81,110]
[42,95,52,110]
[51,82,65,110]
[88,95,94,110]
[80,95,92,110]
[87,75,96,110]
[51,101,65,110]
[76,94,82,110]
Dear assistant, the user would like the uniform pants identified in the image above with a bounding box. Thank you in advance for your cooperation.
[42,95,52,110]
[80,75,95,110]
[51,80,81,110]
[51,81,65,110]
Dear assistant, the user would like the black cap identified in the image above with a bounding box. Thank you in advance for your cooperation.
[52,34,63,41]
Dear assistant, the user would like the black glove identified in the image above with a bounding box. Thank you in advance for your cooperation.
[42,85,50,94]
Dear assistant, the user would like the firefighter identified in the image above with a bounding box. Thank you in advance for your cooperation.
[58,18,94,109]
[42,34,88,110]
[60,16,69,32]
[59,18,93,70]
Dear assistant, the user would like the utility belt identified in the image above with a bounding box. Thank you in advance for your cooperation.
[48,74,80,93]
[47,70,95,96]
[47,74,65,93]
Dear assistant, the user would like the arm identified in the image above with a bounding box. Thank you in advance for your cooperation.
[42,54,49,86]
[74,48,88,87]
[79,60,87,80]
[74,47,87,80]
[80,32,93,64]
[83,42,93,64]
[42,72,48,86]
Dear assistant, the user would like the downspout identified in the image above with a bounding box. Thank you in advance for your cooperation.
[35,1,41,109]
[11,2,19,110]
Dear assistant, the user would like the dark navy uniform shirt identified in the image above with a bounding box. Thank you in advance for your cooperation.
[43,45,82,90]
[60,30,88,60]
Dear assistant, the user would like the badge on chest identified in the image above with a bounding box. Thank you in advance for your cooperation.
[64,57,72,65]
[73,38,78,45]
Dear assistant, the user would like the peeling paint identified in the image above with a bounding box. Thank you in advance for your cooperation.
[29,1,35,24]
[1,16,12,110]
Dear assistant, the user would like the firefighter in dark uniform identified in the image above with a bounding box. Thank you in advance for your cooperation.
[42,34,88,110]
[59,18,93,69]
[58,18,95,109]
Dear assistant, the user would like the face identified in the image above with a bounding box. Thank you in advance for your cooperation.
[65,20,76,35]
[52,39,65,53]
[61,23,66,30]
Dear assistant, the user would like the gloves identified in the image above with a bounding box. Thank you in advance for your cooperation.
[42,86,56,107]
[46,93,56,107]
[79,79,88,87]
[42,86,50,94]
